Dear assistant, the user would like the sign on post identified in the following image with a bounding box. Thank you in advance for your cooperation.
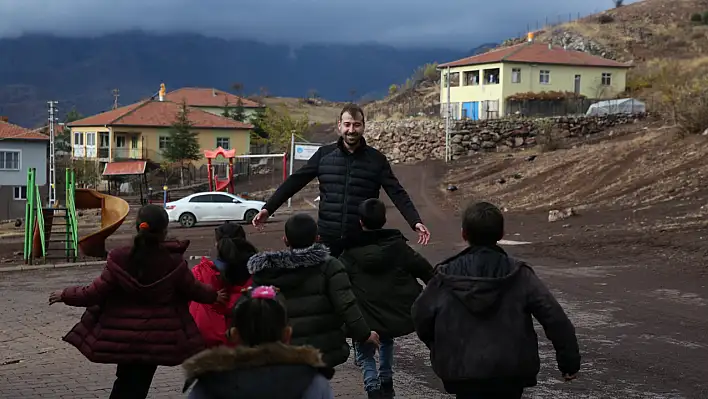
[294,144,320,161]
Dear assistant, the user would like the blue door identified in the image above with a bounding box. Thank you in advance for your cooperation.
[462,102,479,120]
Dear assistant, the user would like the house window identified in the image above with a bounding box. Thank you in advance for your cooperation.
[216,137,230,149]
[464,70,479,86]
[13,186,27,200]
[159,136,170,150]
[131,137,138,149]
[0,150,20,170]
[99,133,110,147]
[539,70,550,84]
[602,73,612,86]
[444,72,460,87]
[86,132,96,146]
[511,68,521,83]
[116,135,126,148]
[74,132,84,145]
[483,68,500,84]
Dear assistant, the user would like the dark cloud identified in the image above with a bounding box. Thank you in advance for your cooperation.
[0,0,638,48]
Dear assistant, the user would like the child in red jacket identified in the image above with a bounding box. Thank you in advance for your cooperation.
[189,222,258,348]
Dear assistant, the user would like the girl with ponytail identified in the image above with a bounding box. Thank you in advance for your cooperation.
[189,221,259,348]
[48,204,228,399]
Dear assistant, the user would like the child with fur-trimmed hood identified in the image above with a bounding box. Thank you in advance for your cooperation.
[183,285,334,399]
[247,213,381,368]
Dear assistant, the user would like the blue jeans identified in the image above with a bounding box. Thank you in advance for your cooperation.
[353,338,394,392]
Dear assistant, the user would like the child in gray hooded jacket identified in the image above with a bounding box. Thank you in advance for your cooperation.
[182,285,335,399]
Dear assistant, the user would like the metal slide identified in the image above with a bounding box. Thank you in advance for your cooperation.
[74,188,130,259]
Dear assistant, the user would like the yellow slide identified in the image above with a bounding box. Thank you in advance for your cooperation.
[75,188,130,259]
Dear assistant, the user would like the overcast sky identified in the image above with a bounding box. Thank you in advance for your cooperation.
[0,0,637,49]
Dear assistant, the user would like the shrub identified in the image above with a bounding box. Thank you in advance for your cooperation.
[690,13,703,23]
[703,11,708,24]
[598,14,615,24]
[535,118,562,152]
[388,84,398,96]
[673,77,708,136]
[613,0,624,7]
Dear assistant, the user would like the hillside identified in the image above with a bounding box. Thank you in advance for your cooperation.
[0,32,468,127]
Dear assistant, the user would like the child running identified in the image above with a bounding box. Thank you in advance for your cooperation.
[338,198,434,398]
[247,213,380,368]
[48,204,227,399]
[190,222,258,348]
[183,285,335,399]
[411,201,581,399]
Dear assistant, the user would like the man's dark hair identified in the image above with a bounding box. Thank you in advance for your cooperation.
[358,198,386,229]
[339,103,365,123]
[284,213,318,249]
[462,201,504,246]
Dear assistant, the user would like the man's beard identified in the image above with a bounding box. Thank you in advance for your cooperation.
[344,132,361,145]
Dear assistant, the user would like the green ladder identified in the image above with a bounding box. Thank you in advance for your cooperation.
[23,168,79,264]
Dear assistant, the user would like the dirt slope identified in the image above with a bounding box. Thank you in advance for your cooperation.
[440,124,708,231]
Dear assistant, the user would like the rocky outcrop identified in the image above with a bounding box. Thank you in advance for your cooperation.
[366,114,646,164]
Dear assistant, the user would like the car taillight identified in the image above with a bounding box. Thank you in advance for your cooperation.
[165,205,176,210]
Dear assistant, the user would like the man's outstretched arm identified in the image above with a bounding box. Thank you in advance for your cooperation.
[380,157,422,230]
[262,148,323,215]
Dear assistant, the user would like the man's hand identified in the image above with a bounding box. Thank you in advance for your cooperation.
[48,290,64,305]
[415,223,430,245]
[252,209,270,230]
[367,331,381,346]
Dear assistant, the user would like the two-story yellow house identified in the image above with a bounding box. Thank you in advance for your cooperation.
[438,39,631,120]
[67,97,253,171]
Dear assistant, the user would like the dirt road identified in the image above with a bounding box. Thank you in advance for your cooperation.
[1,160,707,398]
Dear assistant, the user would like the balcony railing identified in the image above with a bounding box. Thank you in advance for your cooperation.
[112,147,147,160]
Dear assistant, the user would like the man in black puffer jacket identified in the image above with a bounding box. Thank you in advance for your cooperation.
[252,103,430,257]
[412,201,581,399]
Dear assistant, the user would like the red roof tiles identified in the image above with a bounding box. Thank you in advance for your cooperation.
[164,87,262,108]
[0,121,49,141]
[68,100,253,129]
[103,161,147,176]
[439,42,630,69]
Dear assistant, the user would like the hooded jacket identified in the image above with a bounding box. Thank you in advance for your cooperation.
[247,243,372,368]
[338,228,434,338]
[60,241,218,366]
[411,245,581,394]
[183,343,335,399]
[189,256,253,348]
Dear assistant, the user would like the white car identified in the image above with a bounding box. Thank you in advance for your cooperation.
[165,191,267,228]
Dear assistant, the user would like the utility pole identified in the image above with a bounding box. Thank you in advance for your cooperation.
[445,66,451,163]
[112,89,120,110]
[48,101,58,208]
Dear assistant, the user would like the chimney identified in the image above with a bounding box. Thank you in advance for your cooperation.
[212,88,217,97]
[527,32,534,42]
[0,116,7,123]
[158,83,166,101]
[548,43,552,50]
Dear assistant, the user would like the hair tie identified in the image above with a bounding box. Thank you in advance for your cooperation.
[139,222,150,230]
[250,286,278,299]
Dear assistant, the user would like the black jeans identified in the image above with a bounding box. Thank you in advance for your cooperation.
[110,364,158,399]
[456,389,524,399]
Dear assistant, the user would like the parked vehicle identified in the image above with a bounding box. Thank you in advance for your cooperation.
[165,192,266,228]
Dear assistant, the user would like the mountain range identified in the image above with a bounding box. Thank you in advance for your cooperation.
[0,31,495,127]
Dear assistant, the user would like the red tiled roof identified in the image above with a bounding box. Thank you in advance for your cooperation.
[103,161,147,176]
[439,42,631,68]
[68,100,253,129]
[0,121,49,140]
[164,87,262,108]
